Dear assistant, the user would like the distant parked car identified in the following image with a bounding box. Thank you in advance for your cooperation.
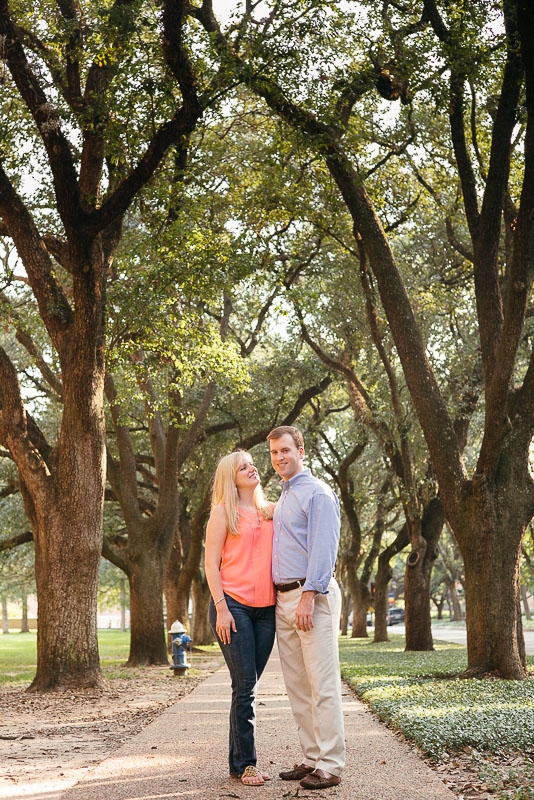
[387,608,405,625]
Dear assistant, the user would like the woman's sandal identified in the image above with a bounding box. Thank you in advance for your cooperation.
[241,765,269,786]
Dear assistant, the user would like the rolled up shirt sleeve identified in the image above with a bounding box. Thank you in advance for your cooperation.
[302,491,340,594]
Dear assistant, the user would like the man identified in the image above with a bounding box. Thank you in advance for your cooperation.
[267,425,345,790]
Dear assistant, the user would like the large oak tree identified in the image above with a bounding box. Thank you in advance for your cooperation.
[0,0,208,689]
[192,0,534,677]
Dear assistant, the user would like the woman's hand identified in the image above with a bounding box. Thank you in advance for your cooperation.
[216,603,237,644]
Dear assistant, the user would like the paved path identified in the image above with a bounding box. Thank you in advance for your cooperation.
[56,649,454,800]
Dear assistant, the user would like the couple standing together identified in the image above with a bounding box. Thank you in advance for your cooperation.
[204,425,345,790]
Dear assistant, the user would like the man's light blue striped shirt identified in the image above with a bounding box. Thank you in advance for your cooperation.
[271,468,340,594]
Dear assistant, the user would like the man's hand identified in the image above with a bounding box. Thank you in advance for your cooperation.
[295,590,317,631]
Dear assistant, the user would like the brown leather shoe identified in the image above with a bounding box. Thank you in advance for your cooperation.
[300,769,341,789]
[279,763,315,780]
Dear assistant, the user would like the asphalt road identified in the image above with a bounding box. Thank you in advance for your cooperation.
[390,624,534,655]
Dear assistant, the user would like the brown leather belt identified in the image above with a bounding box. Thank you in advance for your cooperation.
[275,579,306,593]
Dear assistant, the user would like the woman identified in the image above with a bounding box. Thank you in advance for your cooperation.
[205,450,275,787]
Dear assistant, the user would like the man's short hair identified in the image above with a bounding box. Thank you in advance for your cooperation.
[267,425,304,449]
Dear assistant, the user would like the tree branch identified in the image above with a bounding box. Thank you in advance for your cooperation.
[0,345,52,500]
[238,375,332,450]
[196,0,467,514]
[104,374,142,522]
[78,0,139,202]
[82,106,202,237]
[0,530,33,552]
[0,3,81,233]
[102,535,131,575]
[472,3,522,390]
[0,291,64,399]
[358,241,417,506]
[477,1,534,473]
[0,164,73,349]
[162,0,200,105]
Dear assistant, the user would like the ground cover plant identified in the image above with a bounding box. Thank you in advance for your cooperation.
[339,635,534,759]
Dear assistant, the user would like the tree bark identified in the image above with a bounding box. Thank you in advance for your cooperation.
[20,588,29,633]
[349,485,386,638]
[433,595,445,620]
[164,513,191,629]
[196,0,534,680]
[167,491,211,631]
[373,563,391,643]
[127,546,169,666]
[374,526,409,643]
[351,583,370,638]
[446,581,463,621]
[105,370,216,665]
[120,578,127,632]
[404,498,445,651]
[521,584,531,621]
[191,574,213,645]
[28,478,104,689]
[340,584,350,636]
[459,465,530,678]
[2,594,8,634]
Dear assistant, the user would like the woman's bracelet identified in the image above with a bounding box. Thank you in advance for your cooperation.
[215,597,226,606]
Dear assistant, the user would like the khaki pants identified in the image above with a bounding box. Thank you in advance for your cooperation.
[275,577,345,777]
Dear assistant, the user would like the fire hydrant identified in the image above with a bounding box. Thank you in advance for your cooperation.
[169,620,192,675]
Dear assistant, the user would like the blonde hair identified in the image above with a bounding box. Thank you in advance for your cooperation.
[211,450,273,535]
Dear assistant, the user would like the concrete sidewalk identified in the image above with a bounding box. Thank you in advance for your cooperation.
[60,650,455,800]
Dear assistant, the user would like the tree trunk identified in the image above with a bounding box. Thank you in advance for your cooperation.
[446,581,463,621]
[351,583,370,638]
[103,516,174,666]
[374,526,409,643]
[164,543,189,629]
[127,547,168,666]
[120,578,127,632]
[404,499,444,652]
[340,585,350,636]
[0,239,109,692]
[404,544,434,650]
[30,502,103,690]
[191,574,214,645]
[446,589,452,619]
[165,578,190,630]
[220,5,534,678]
[0,1,206,692]
[521,584,531,621]
[2,594,8,634]
[164,513,191,629]
[460,493,528,678]
[373,558,391,643]
[433,596,445,620]
[167,494,210,631]
[20,588,29,633]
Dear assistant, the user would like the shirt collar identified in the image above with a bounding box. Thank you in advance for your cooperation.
[280,467,311,489]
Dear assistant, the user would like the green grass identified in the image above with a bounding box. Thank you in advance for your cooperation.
[0,632,220,687]
[0,631,38,685]
[98,630,132,663]
[339,634,534,759]
[0,630,131,686]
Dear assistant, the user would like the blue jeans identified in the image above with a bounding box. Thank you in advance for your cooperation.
[209,594,275,776]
